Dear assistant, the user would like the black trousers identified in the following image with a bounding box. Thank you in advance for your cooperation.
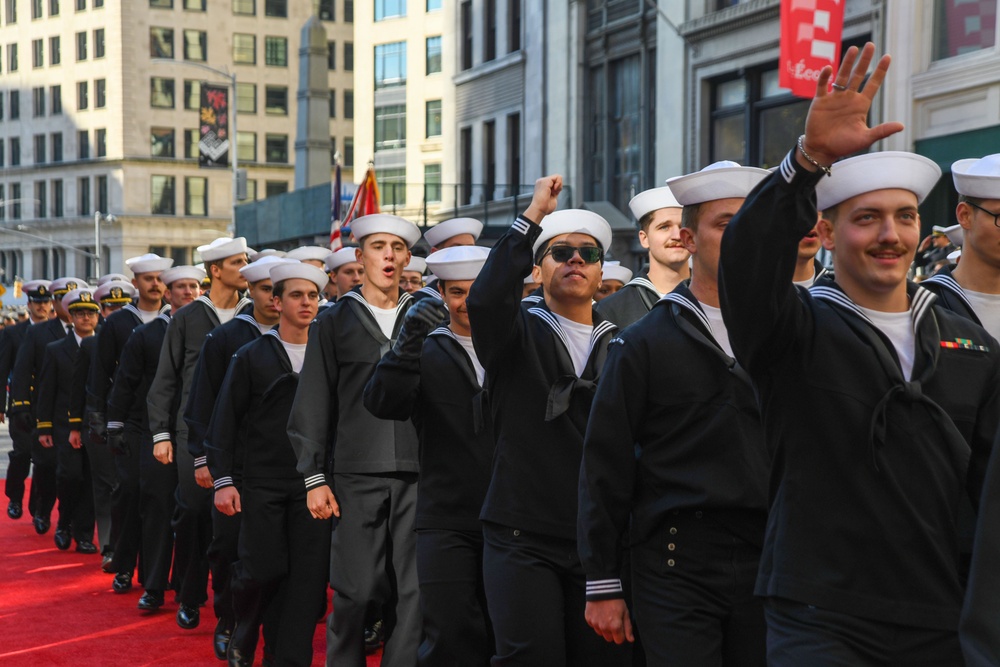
[30,427,58,520]
[208,498,241,623]
[416,528,492,667]
[83,426,117,553]
[231,477,331,667]
[111,429,142,574]
[139,432,178,592]
[765,597,963,666]
[327,472,420,667]
[482,522,633,667]
[171,431,212,607]
[630,510,765,667]
[5,412,39,514]
[54,431,95,542]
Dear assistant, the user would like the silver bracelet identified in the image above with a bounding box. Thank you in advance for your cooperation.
[797,135,832,177]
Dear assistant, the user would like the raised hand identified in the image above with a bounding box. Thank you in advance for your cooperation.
[524,174,564,224]
[393,299,450,359]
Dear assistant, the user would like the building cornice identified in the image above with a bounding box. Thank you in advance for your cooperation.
[680,0,780,42]
[453,50,525,87]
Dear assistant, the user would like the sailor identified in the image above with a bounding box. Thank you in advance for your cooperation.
[147,237,251,631]
[183,253,290,660]
[401,256,427,294]
[36,288,101,554]
[9,276,88,535]
[324,247,364,302]
[208,260,332,667]
[288,213,423,667]
[579,161,771,665]
[364,245,495,667]
[594,261,633,302]
[413,217,484,300]
[718,44,1000,665]
[597,186,688,327]
[466,176,630,665]
[2,279,53,521]
[94,279,136,317]
[286,245,332,268]
[108,265,204,612]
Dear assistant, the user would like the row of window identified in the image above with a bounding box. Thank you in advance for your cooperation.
[458,113,521,206]
[460,0,521,70]
[148,77,354,119]
[0,129,107,167]
[373,163,446,208]
[373,100,442,152]
[2,0,103,24]
[0,31,104,75]
[376,0,441,21]
[0,81,106,120]
[149,0,345,21]
[0,176,106,222]
[373,38,442,89]
[326,40,354,71]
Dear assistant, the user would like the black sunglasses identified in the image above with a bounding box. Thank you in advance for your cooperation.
[541,245,604,264]
[967,200,1000,228]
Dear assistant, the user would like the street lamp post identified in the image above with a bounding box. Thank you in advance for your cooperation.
[93,211,117,279]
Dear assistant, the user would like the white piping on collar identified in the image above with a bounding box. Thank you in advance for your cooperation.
[809,284,936,333]
[428,326,456,340]
[527,306,616,357]
[659,292,713,336]
[340,289,413,319]
[624,276,659,295]
[922,272,976,315]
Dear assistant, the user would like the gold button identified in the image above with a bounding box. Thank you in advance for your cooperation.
[667,543,675,551]
[513,530,520,536]
[669,527,677,535]
[667,559,675,567]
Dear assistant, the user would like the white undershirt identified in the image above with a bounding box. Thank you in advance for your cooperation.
[453,333,486,386]
[137,308,159,324]
[280,340,308,374]
[370,305,398,340]
[256,321,273,335]
[962,289,1000,342]
[858,306,915,381]
[216,307,237,324]
[698,302,735,359]
[552,312,594,377]
[793,276,816,288]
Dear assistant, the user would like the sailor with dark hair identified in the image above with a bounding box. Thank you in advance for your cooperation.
[411,217,484,301]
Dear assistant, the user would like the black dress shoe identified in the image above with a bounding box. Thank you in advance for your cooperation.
[214,617,233,660]
[112,572,133,593]
[75,540,98,554]
[54,529,72,550]
[364,619,384,653]
[227,645,251,667]
[177,603,200,630]
[137,590,164,611]
[7,500,22,519]
[32,514,50,535]
[101,552,115,573]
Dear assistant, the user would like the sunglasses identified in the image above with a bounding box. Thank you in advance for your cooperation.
[541,245,604,264]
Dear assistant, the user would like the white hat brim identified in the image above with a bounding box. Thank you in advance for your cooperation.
[667,167,770,206]
[816,152,942,211]
[531,210,613,255]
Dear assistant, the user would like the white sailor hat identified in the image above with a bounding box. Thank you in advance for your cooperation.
[51,277,89,297]
[23,280,53,301]
[524,274,538,285]
[161,265,207,286]
[197,237,249,262]
[932,223,964,247]
[426,246,490,282]
[628,186,682,221]
[325,247,360,272]
[62,288,100,312]
[125,253,174,275]
[286,246,333,263]
[269,261,330,291]
[404,257,427,274]
[952,154,1000,199]
[602,260,633,284]
[667,161,770,206]
[94,281,137,305]
[351,214,421,248]
[423,217,484,247]
[97,273,131,286]
[531,209,613,255]
[248,248,286,261]
[816,152,941,211]
[948,248,962,262]
[240,255,296,283]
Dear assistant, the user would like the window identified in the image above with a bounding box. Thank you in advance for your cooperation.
[330,136,337,165]
[508,112,521,191]
[265,181,288,198]
[0,141,4,166]
[345,0,352,21]
[184,0,205,9]
[51,132,62,161]
[426,100,441,137]
[183,30,206,61]
[96,175,107,212]
[185,177,207,215]
[32,87,45,116]
[327,41,336,69]
[76,0,85,9]
[427,0,441,10]
[265,134,288,163]
[264,86,287,114]
[50,36,60,64]
[53,179,64,217]
[76,30,87,60]
[426,36,441,74]
[79,177,90,214]
[150,77,175,108]
[5,0,16,22]
[150,27,173,58]
[461,1,472,70]
[424,163,441,202]
[934,0,997,60]
[236,82,256,113]
[264,0,285,17]
[375,104,406,151]
[11,184,21,220]
[150,0,173,6]
[49,0,58,14]
[95,78,106,108]
[32,38,43,67]
[151,176,175,214]
[484,120,495,201]
[233,33,255,63]
[9,137,19,165]
[51,85,61,114]
[0,95,3,120]
[460,127,471,204]
[244,180,257,201]
[377,168,405,206]
[237,131,256,161]
[344,89,354,119]
[36,181,46,218]
[78,131,89,158]
[375,42,406,88]
[77,80,88,109]
[8,43,18,71]
[345,41,354,70]
[94,0,102,6]
[96,128,106,156]
[183,80,200,110]
[184,129,198,158]
[94,28,104,58]
[328,89,336,118]
[31,0,41,19]
[0,185,5,221]
[34,134,46,164]
[319,0,333,20]
[233,0,254,14]
[151,127,175,157]
[265,36,287,66]
[484,0,496,61]
[10,90,20,119]
[345,136,354,165]
[376,0,404,20]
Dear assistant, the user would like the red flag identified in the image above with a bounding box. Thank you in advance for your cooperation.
[779,0,845,99]
[341,163,381,244]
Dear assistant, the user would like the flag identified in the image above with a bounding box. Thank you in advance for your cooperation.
[779,0,845,99]
[330,162,343,250]
[199,84,230,168]
[340,163,381,244]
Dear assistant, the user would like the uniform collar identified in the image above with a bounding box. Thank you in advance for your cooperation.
[922,266,976,315]
[809,279,937,334]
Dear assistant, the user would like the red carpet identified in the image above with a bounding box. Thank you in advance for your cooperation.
[0,481,383,666]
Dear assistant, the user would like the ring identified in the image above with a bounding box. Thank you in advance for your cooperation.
[831,83,848,91]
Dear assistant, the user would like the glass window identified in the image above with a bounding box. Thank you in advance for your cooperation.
[237,131,256,162]
[76,30,87,60]
[327,41,336,69]
[151,175,176,214]
[426,36,441,74]
[53,179,64,217]
[264,36,287,66]
[95,78,106,108]
[344,89,354,119]
[150,27,173,58]
[233,0,254,14]
[233,33,255,64]
[185,177,207,215]
[375,104,406,151]
[10,137,19,165]
[319,0,333,20]
[245,180,257,201]
[32,38,43,67]
[184,0,205,9]
[32,87,45,117]
[4,0,15,23]
[264,0,285,17]
[150,0,173,6]
[31,0,41,19]
[427,0,441,10]
[94,0,103,6]
[49,0,59,16]
[34,134,46,164]
[76,0,85,8]
[375,41,406,89]
[236,82,256,113]
[10,90,19,119]
[345,0,353,21]
[94,28,105,58]
[265,181,288,198]
[51,85,62,114]
[151,127,175,157]
[10,184,21,220]
[184,80,201,110]
[184,129,199,158]
[461,0,472,69]
[36,181,46,218]
[96,128,106,156]
[7,44,18,72]
[184,30,206,61]
[78,131,89,158]
[376,0,405,20]
[265,86,287,115]
[265,134,288,163]
[345,41,354,71]
[426,100,442,137]
[52,132,63,161]
[150,77,175,108]
[934,0,997,60]
[345,136,354,165]
[424,163,441,202]
[329,89,336,118]
[484,0,496,61]
[77,81,88,110]
[96,175,107,211]
[50,36,60,64]
[377,168,405,206]
[79,177,90,213]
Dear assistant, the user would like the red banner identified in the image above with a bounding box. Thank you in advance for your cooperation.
[779,0,845,99]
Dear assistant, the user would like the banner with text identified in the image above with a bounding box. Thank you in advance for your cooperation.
[199,84,230,168]
[779,0,845,99]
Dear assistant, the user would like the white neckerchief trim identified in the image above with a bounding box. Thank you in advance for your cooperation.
[122,303,143,322]
[340,289,413,326]
[521,293,543,304]
[659,292,714,336]
[809,284,936,334]
[416,285,441,298]
[527,306,615,364]
[624,276,659,295]
[428,326,456,340]
[195,294,253,320]
[922,272,975,314]
[235,313,259,329]
[156,312,171,324]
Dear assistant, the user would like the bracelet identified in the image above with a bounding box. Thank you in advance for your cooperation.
[797,135,832,177]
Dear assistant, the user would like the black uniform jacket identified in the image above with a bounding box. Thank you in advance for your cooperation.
[0,319,31,412]
[108,313,173,437]
[363,326,495,532]
[10,318,70,416]
[578,282,769,601]
[184,313,267,468]
[207,330,300,490]
[37,333,90,437]
[594,272,660,328]
[69,337,97,427]
[961,432,1000,666]
[467,216,618,541]
[289,286,418,490]
[921,264,982,326]
[718,149,1000,631]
